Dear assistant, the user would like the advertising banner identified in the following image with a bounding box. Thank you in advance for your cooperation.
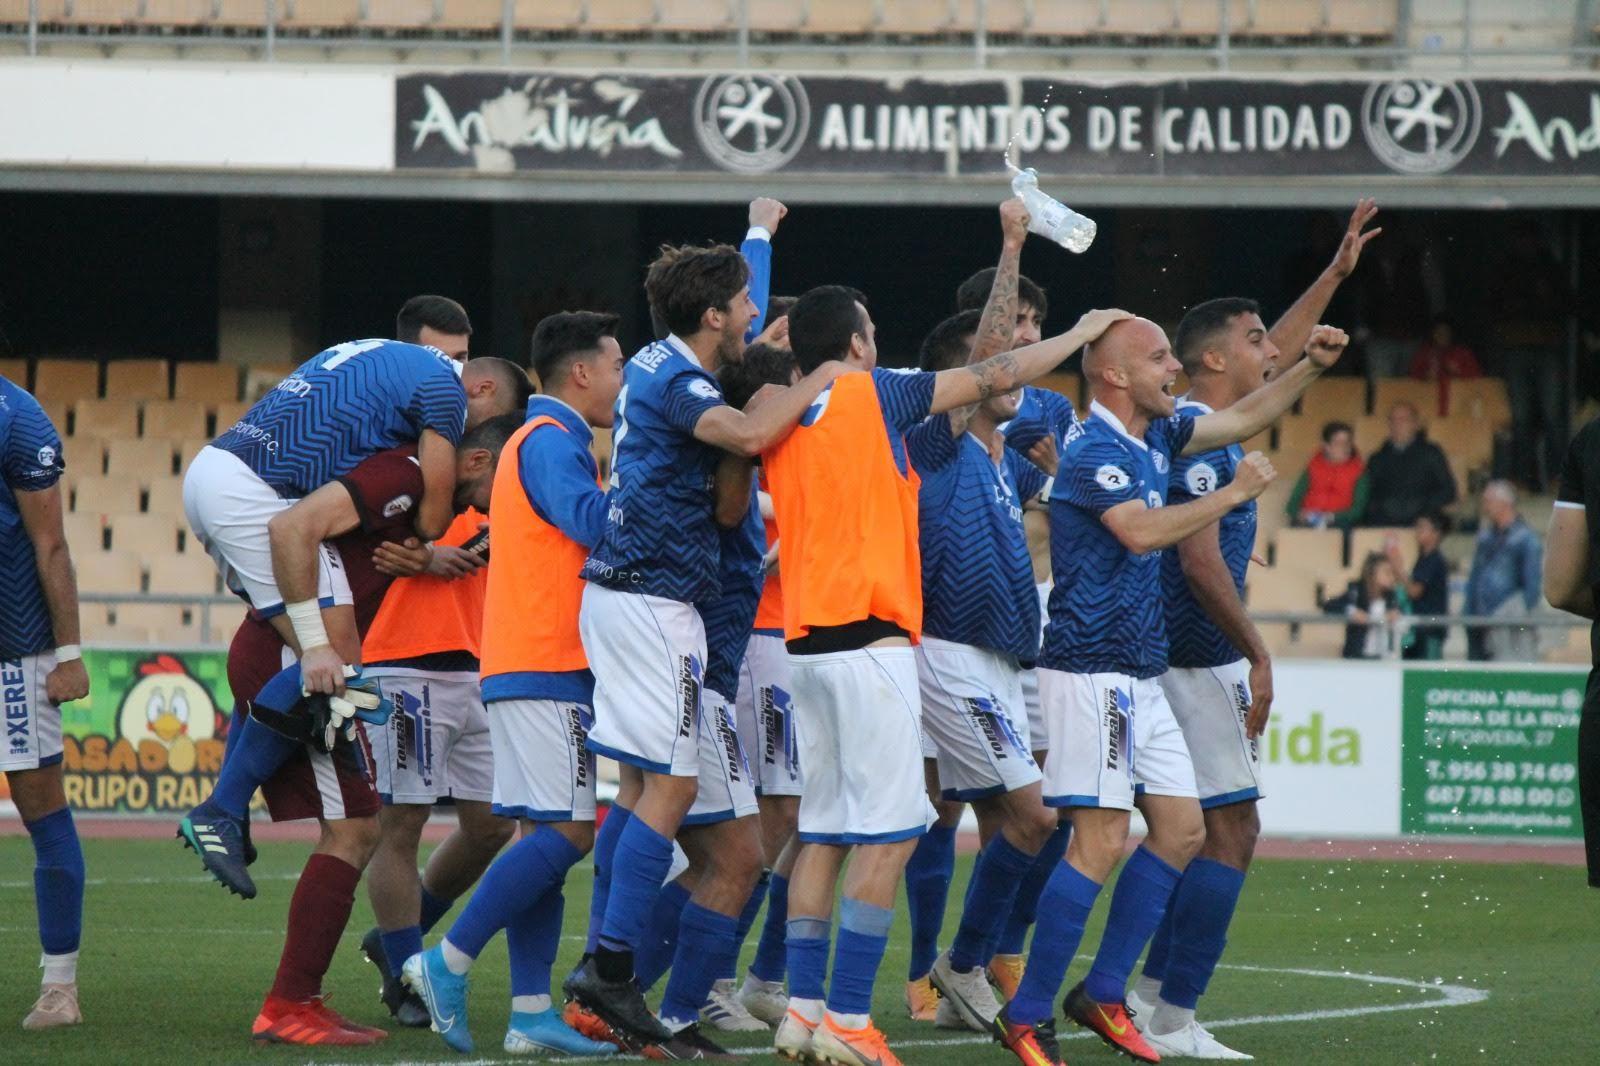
[396,72,1600,180]
[10,650,234,814]
[1400,667,1585,839]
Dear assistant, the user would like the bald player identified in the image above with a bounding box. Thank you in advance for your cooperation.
[993,317,1349,1066]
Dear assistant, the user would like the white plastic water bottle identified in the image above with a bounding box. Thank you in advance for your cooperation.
[1011,167,1097,254]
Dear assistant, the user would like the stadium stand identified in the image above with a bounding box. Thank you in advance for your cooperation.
[174,362,242,405]
[108,512,187,555]
[0,358,26,389]
[105,437,178,480]
[1373,378,1440,419]
[70,475,143,518]
[212,400,251,435]
[143,399,212,441]
[104,358,171,401]
[143,477,186,520]
[33,359,100,404]
[75,549,145,595]
[72,398,141,439]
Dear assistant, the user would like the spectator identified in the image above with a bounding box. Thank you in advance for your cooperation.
[1466,480,1546,661]
[1392,511,1451,660]
[1491,221,1569,490]
[1324,551,1414,660]
[1408,316,1482,417]
[1363,402,1458,527]
[1287,421,1368,528]
[1352,217,1444,383]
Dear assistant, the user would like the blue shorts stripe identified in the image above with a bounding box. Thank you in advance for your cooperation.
[491,803,587,822]
[1044,793,1105,809]
[799,825,926,846]
[1199,786,1262,810]
[584,738,677,776]
[942,784,1007,803]
[681,807,737,827]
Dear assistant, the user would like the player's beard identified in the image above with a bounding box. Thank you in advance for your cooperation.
[717,321,746,366]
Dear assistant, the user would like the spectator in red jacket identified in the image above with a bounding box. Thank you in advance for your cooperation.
[1408,317,1482,417]
[1288,421,1369,529]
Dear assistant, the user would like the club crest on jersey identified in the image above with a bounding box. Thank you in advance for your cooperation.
[1147,490,1163,509]
[1095,464,1130,491]
[688,378,721,401]
[36,445,56,467]
[382,494,415,518]
[1185,461,1219,496]
[1152,451,1168,474]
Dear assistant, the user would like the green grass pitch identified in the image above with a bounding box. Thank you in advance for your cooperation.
[0,837,1589,1065]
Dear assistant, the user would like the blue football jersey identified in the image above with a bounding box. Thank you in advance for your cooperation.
[211,339,466,497]
[0,378,67,658]
[1163,397,1257,669]
[1004,384,1077,454]
[700,482,765,701]
[909,415,1048,663]
[1040,401,1196,679]
[584,337,730,604]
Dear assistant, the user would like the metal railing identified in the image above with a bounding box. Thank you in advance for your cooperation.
[7,0,1599,67]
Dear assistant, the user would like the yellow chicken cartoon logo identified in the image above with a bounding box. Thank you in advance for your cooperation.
[116,655,218,775]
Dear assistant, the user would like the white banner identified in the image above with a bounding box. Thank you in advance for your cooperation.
[1256,660,1403,838]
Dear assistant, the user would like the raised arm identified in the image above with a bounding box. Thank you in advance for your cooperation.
[931,308,1130,417]
[414,427,457,541]
[693,360,849,457]
[1270,198,1380,365]
[1176,524,1273,737]
[15,484,89,703]
[1101,453,1275,556]
[1544,504,1594,618]
[742,197,785,342]
[946,197,1032,438]
[1184,325,1349,455]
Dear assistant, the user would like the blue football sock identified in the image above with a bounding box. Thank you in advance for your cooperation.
[1159,858,1247,1010]
[719,870,770,981]
[380,927,423,977]
[507,885,564,998]
[210,711,298,819]
[786,916,831,1002]
[1009,861,1102,1025]
[660,902,740,1026]
[750,873,789,983]
[950,834,1035,972]
[1142,899,1177,982]
[635,879,691,991]
[827,897,893,1017]
[446,827,582,960]
[997,822,1069,956]
[419,886,453,935]
[903,825,956,980]
[223,703,247,761]
[1084,846,1183,1004]
[26,808,84,956]
[585,806,632,955]
[598,817,674,955]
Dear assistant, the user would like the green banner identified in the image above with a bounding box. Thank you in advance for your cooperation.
[48,649,233,814]
[1401,668,1584,838]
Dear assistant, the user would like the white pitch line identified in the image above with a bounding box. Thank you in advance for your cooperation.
[0,871,302,889]
[312,964,1489,1066]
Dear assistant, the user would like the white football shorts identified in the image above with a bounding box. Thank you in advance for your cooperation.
[733,634,803,797]
[1038,670,1197,811]
[685,688,760,826]
[366,670,493,804]
[485,698,597,823]
[1158,659,1265,809]
[0,652,63,772]
[916,637,1040,802]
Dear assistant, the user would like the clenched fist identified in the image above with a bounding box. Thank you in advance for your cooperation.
[749,197,787,235]
[1231,451,1278,500]
[1000,196,1032,247]
[1305,325,1350,369]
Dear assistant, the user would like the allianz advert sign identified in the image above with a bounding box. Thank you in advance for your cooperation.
[396,73,1600,179]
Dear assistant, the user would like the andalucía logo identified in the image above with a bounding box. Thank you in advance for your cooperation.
[1361,78,1483,175]
[694,73,811,174]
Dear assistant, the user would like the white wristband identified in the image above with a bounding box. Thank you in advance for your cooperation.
[55,644,81,663]
[284,599,331,653]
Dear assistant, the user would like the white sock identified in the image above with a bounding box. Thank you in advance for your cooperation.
[661,1013,695,1034]
[439,937,474,976]
[789,997,824,1024]
[40,951,78,986]
[825,1009,869,1031]
[511,993,551,1015]
[1148,999,1196,1037]
[1132,974,1163,1007]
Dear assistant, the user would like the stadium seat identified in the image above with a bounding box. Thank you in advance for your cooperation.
[1348,527,1414,574]
[212,0,270,26]
[109,513,185,556]
[283,0,361,29]
[79,606,120,645]
[1028,0,1103,37]
[1272,527,1344,581]
[657,0,733,33]
[1274,416,1325,461]
[509,0,583,30]
[583,0,657,33]
[1036,371,1081,410]
[32,359,99,404]
[1373,378,1437,418]
[142,400,211,441]
[745,0,806,32]
[174,362,242,405]
[105,438,178,480]
[64,435,107,476]
[365,0,439,28]
[1103,0,1177,35]
[212,400,250,435]
[1241,0,1323,36]
[137,0,214,25]
[0,358,26,389]
[1351,414,1387,458]
[879,0,955,36]
[177,438,212,473]
[71,475,142,518]
[435,0,502,30]
[62,512,107,554]
[1326,0,1398,38]
[147,554,219,596]
[144,477,185,519]
[1255,475,1295,544]
[1449,377,1511,426]
[948,0,1029,35]
[0,1,61,23]
[805,0,878,35]
[104,358,170,401]
[60,0,137,26]
[1430,416,1492,468]
[1300,375,1366,417]
[1290,619,1347,658]
[76,550,144,595]
[1175,0,1222,36]
[1247,566,1317,656]
[72,398,141,440]
[37,400,69,436]
[243,362,297,400]
[112,602,195,644]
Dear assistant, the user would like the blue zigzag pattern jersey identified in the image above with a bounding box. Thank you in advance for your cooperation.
[584,336,729,604]
[211,338,466,497]
[1040,401,1196,679]
[0,378,67,657]
[909,414,1049,663]
[1003,383,1077,455]
[700,481,765,702]
[1163,397,1257,669]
